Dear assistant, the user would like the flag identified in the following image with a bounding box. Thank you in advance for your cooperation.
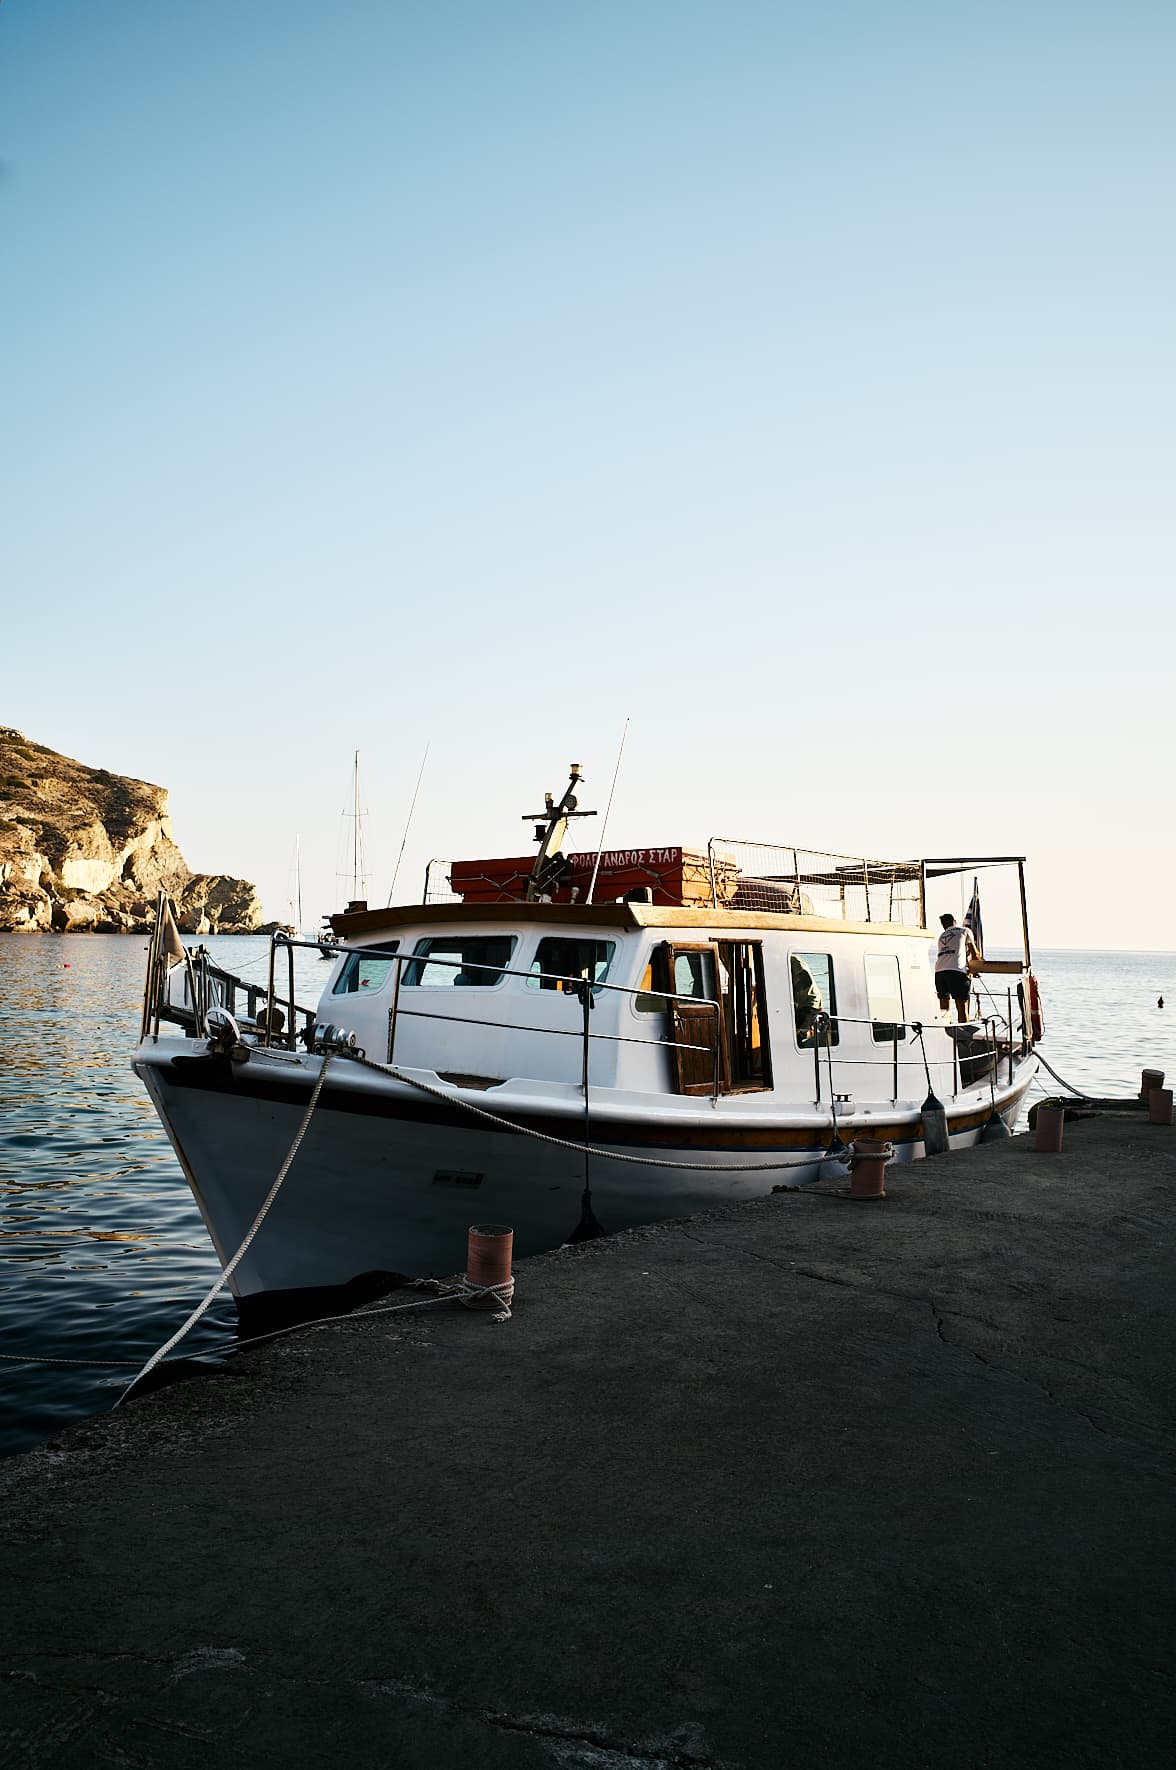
[963,877,983,957]
[159,897,186,963]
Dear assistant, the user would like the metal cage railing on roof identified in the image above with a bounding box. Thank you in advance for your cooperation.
[706,839,926,925]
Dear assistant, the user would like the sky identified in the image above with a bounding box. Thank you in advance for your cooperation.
[2,0,1172,949]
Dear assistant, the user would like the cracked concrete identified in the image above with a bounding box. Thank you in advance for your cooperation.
[2,1117,1175,1767]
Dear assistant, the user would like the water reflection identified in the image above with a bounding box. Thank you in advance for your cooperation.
[0,935,308,1454]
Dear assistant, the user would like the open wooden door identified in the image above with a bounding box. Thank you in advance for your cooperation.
[657,943,727,1096]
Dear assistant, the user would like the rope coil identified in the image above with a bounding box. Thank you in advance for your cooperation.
[458,1278,514,1320]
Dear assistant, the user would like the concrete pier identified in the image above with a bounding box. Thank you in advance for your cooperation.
[3,1117,1174,1769]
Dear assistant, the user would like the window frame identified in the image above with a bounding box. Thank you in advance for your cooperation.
[525,936,616,996]
[331,942,401,997]
[401,934,518,989]
[791,951,838,1049]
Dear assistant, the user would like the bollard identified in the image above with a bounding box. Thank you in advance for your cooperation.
[1148,1087,1173,1126]
[1140,1068,1165,1101]
[462,1223,515,1311]
[1034,1101,1065,1153]
[849,1137,893,1199]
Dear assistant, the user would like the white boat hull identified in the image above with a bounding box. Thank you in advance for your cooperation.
[133,1036,1037,1306]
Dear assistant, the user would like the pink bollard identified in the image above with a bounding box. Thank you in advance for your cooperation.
[1148,1088,1173,1126]
[849,1138,894,1199]
[1034,1102,1065,1153]
[463,1224,515,1311]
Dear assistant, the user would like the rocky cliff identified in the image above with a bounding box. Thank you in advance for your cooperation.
[0,728,263,934]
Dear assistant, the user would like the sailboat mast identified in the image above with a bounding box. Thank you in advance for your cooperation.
[347,751,368,907]
[352,751,360,901]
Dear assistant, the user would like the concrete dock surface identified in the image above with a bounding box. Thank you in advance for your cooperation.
[3,1115,1174,1769]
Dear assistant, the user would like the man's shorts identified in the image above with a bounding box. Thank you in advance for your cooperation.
[935,969,970,1003]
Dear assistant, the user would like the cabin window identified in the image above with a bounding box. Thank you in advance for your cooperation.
[792,953,838,1047]
[332,943,400,996]
[526,938,615,994]
[403,935,517,988]
[634,950,711,1011]
[716,942,771,1090]
[634,961,664,1012]
[865,953,907,1042]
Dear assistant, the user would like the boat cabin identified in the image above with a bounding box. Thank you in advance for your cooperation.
[314,830,1033,1112]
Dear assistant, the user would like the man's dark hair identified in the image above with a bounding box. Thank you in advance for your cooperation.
[940,913,955,927]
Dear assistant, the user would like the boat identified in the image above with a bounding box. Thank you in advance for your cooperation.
[132,764,1043,1319]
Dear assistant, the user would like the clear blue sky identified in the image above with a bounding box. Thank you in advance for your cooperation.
[2,0,1172,947]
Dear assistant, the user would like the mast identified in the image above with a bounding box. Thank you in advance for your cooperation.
[348,751,368,911]
[352,751,360,901]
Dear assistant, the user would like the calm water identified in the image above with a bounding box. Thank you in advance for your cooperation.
[1,936,1173,1457]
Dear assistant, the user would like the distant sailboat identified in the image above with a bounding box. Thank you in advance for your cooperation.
[320,753,365,955]
[286,834,304,936]
[344,750,368,913]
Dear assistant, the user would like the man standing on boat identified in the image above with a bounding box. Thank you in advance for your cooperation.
[935,913,980,1021]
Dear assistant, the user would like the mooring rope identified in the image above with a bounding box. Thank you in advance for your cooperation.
[111,1053,337,1407]
[0,1352,145,1368]
[98,1021,1039,1400]
[4,1284,512,1384]
[1031,1049,1093,1101]
[353,1051,823,1173]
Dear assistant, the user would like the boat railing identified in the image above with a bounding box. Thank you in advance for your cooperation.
[311,940,1028,1106]
[139,915,730,1095]
[706,838,926,925]
[376,946,730,1099]
[142,905,1031,1108]
[139,896,319,1050]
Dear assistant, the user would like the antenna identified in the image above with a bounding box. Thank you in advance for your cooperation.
[522,764,596,902]
[386,743,430,906]
[586,719,630,905]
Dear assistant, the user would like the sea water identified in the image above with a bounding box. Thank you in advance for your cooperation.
[1,936,1172,1458]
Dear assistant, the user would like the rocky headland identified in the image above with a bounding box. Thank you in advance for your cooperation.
[0,728,263,934]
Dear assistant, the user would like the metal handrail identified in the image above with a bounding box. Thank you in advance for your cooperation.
[282,931,1029,1102]
[143,917,1033,1111]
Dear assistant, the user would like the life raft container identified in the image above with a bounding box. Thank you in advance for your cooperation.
[1028,974,1044,1043]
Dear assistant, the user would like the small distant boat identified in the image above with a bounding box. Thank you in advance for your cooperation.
[133,762,1044,1315]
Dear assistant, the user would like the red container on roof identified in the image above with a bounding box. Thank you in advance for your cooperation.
[448,846,735,907]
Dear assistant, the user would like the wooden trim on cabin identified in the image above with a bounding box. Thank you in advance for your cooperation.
[331,899,934,941]
[626,906,931,938]
[330,900,641,937]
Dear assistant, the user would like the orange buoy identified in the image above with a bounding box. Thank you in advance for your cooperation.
[1148,1087,1173,1126]
[463,1224,514,1312]
[1140,1068,1165,1101]
[1034,1102,1065,1152]
[849,1137,893,1199]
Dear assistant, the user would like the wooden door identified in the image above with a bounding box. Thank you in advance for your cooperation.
[662,944,726,1096]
